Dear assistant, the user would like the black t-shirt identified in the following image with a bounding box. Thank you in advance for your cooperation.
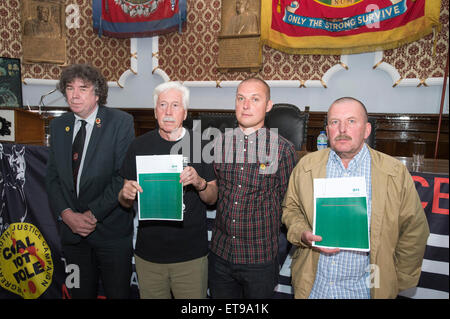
[120,129,215,263]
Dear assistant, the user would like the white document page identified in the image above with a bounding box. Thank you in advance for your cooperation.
[136,154,183,174]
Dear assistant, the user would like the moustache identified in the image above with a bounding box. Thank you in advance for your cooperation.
[162,116,176,122]
[335,134,352,141]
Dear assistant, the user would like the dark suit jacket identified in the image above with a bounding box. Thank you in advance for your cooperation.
[45,106,135,245]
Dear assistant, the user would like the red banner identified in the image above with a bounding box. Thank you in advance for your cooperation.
[261,0,441,54]
[93,0,187,38]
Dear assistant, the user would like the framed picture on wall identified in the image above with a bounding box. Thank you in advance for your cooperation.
[217,0,262,72]
[0,57,23,108]
[21,0,66,64]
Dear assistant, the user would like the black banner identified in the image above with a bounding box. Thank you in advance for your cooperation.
[0,143,65,299]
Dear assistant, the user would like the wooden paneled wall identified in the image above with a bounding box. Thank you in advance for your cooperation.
[306,111,449,159]
[32,107,449,159]
[124,108,448,159]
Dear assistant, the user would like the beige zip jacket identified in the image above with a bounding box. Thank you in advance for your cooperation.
[282,146,430,298]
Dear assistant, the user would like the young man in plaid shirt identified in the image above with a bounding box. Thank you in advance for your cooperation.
[209,78,296,298]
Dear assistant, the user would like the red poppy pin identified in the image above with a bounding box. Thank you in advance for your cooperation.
[95,118,101,127]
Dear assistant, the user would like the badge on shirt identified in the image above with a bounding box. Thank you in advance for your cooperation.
[259,161,276,175]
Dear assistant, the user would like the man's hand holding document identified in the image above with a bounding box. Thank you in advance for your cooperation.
[136,154,183,221]
[312,177,370,252]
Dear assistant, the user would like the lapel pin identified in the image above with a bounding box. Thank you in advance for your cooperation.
[65,126,70,132]
[95,118,101,127]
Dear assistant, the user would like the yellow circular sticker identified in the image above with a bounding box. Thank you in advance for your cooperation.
[0,223,53,299]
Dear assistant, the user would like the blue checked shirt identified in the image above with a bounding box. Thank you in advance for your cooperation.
[309,144,372,299]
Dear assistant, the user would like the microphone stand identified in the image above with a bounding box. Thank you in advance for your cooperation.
[37,88,58,147]
[38,88,58,117]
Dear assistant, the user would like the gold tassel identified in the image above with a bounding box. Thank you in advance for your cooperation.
[299,80,306,88]
[432,27,437,57]
[277,0,281,13]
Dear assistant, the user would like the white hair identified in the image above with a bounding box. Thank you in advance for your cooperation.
[153,81,190,110]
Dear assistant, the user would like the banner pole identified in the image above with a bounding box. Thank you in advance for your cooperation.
[434,53,449,159]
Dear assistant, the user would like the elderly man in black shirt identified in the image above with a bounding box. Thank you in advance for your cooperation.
[118,81,217,299]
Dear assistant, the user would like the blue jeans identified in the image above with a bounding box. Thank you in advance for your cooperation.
[208,252,278,299]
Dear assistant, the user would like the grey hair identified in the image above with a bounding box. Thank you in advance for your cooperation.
[153,81,190,110]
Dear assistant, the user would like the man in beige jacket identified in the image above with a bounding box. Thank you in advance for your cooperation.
[282,97,429,298]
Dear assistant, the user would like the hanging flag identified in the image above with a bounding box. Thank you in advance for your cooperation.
[0,144,65,299]
[261,0,441,55]
[92,0,187,38]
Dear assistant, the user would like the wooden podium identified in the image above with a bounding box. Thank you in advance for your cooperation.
[0,108,45,145]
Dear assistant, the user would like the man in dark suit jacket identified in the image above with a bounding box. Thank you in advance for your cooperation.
[45,64,135,298]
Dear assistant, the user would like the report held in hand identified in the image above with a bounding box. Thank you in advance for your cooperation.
[313,177,370,251]
[136,154,183,221]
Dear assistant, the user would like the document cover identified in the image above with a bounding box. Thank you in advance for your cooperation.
[313,177,370,251]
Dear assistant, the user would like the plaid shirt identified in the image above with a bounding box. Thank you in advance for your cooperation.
[211,127,296,264]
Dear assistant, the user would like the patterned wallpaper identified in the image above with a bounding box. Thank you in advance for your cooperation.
[157,0,341,82]
[0,0,447,83]
[158,0,448,83]
[0,0,130,82]
[380,0,448,81]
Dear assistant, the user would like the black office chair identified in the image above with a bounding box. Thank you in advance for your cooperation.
[323,115,377,149]
[183,112,237,132]
[365,117,377,149]
[265,103,309,151]
[198,112,237,133]
[264,103,309,265]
